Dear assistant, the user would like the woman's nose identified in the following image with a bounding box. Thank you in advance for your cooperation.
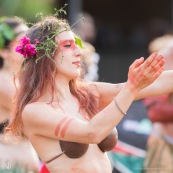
[74,46,83,58]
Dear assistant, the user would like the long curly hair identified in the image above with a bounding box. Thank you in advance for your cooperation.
[6,16,99,138]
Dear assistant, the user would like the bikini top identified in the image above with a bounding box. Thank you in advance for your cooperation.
[46,128,118,163]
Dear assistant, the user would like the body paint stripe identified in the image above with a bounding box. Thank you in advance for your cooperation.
[55,116,69,136]
[60,118,74,138]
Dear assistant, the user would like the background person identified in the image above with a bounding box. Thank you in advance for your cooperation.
[142,34,173,173]
[0,17,39,173]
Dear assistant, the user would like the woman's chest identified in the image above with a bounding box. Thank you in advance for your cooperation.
[47,144,112,173]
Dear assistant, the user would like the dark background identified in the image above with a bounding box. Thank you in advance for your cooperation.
[59,0,173,83]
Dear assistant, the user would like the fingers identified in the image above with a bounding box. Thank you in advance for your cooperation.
[130,52,160,71]
[145,55,165,74]
[127,52,165,92]
[142,52,158,69]
[129,57,144,69]
[151,56,165,79]
[153,67,164,79]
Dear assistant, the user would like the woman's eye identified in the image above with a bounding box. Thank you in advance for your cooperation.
[64,44,71,48]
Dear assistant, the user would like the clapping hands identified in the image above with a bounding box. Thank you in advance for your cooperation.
[126,52,165,94]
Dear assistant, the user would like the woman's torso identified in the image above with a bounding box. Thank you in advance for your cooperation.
[27,102,117,173]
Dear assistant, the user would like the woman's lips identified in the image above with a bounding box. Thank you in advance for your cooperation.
[72,61,81,67]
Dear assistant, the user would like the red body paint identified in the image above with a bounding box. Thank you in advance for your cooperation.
[59,40,78,51]
[55,116,69,136]
[60,118,74,138]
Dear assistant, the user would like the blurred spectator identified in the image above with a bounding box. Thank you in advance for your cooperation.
[81,41,100,82]
[74,12,96,44]
[74,12,100,81]
[142,34,173,173]
[0,17,39,172]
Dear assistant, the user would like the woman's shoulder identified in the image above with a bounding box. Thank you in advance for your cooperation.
[22,102,64,136]
[22,102,60,123]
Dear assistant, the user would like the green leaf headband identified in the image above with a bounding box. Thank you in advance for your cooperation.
[15,4,85,63]
[0,23,15,48]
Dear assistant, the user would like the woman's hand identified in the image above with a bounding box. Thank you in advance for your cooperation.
[126,52,165,95]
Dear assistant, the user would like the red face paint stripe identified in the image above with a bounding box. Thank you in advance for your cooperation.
[60,118,74,138]
[55,116,69,136]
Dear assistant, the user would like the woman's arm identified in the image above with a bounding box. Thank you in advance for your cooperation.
[136,70,173,99]
[137,40,173,99]
[22,53,164,144]
[91,81,125,110]
[93,70,173,109]
[93,46,173,109]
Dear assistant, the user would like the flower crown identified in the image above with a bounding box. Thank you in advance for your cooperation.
[15,4,84,63]
[15,34,83,62]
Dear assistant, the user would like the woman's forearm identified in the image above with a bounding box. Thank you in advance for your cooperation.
[136,70,173,100]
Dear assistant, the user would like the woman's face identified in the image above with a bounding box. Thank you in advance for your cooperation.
[55,30,83,80]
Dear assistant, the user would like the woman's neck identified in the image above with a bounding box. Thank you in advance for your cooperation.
[40,78,73,103]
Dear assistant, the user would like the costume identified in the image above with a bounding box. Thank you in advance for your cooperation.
[46,128,117,163]
[143,133,173,173]
[142,94,173,173]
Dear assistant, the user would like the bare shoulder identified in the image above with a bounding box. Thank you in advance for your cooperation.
[23,102,43,118]
[23,101,59,117]
[22,102,60,128]
[22,102,65,138]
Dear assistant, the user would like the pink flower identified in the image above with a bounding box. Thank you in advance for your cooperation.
[24,44,36,58]
[20,36,30,45]
[15,36,38,58]
[35,39,40,44]
[15,45,24,54]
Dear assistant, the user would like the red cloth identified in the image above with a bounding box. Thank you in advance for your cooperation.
[40,164,50,173]
[143,94,173,122]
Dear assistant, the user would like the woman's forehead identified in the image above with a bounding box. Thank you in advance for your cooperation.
[55,30,75,43]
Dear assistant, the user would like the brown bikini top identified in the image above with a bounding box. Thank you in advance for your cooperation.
[46,128,118,163]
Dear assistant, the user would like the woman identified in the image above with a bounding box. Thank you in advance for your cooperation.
[7,16,172,173]
[0,17,39,173]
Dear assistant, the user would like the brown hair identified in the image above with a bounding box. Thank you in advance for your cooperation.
[6,16,99,138]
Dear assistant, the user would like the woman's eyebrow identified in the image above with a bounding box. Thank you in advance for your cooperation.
[59,39,74,44]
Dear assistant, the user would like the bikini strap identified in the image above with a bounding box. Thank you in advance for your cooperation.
[45,151,64,164]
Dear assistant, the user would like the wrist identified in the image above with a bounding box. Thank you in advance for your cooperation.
[114,98,127,115]
[125,81,140,97]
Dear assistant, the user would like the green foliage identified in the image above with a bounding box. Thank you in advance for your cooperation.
[0,23,15,48]
[74,35,85,49]
[0,0,55,22]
